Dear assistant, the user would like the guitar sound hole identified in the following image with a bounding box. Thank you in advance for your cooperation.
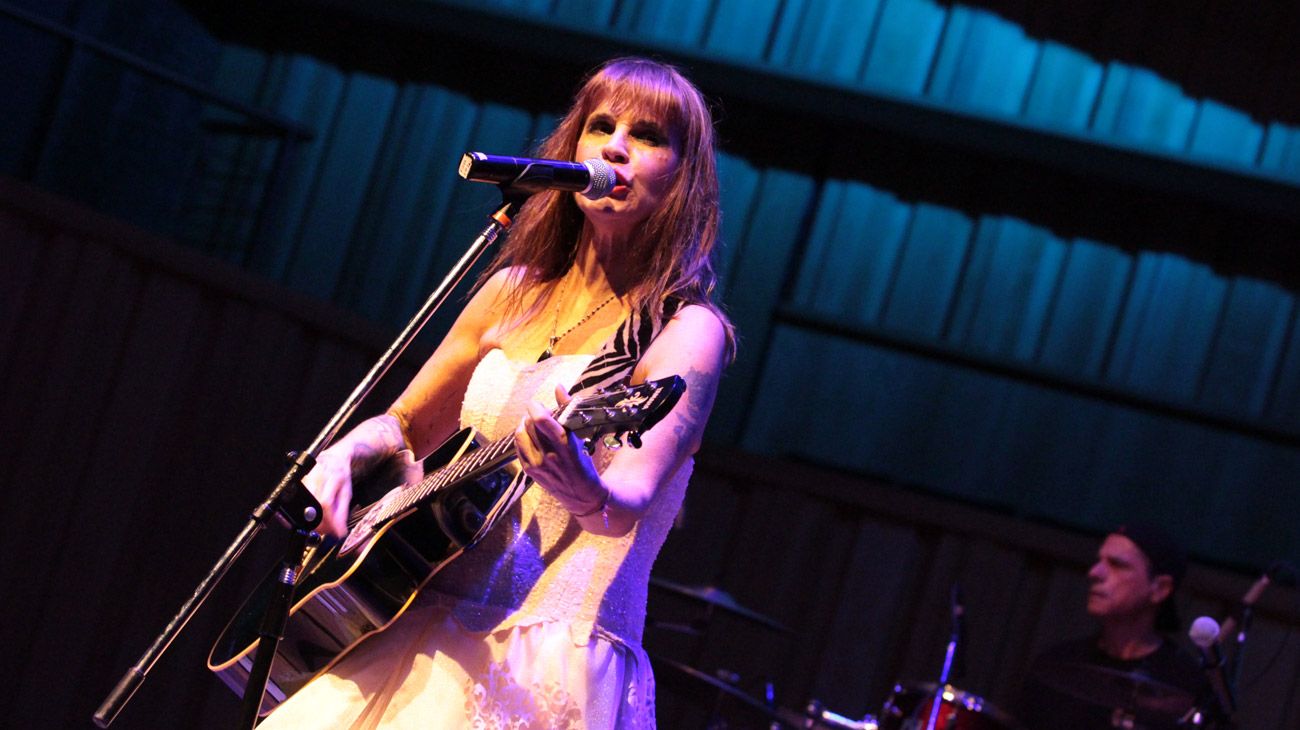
[433,491,480,548]
[454,497,485,532]
[433,469,517,548]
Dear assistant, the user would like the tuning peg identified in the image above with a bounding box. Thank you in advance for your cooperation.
[582,437,596,455]
[627,431,643,449]
[602,433,623,451]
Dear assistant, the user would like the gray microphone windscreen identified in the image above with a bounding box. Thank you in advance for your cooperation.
[581,159,616,200]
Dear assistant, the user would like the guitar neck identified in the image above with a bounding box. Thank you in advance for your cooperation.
[378,434,518,522]
[364,380,681,525]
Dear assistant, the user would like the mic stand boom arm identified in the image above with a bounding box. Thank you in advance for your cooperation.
[93,193,524,728]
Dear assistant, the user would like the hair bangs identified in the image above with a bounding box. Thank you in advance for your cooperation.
[582,62,689,144]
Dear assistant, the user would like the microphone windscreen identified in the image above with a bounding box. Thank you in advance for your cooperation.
[582,159,616,200]
[1189,615,1220,648]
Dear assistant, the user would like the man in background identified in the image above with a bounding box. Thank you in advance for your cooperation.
[1018,523,1210,730]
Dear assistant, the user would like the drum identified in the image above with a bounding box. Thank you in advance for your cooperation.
[878,683,1018,730]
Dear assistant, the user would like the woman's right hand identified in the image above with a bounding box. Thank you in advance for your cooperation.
[301,449,355,540]
[297,414,414,540]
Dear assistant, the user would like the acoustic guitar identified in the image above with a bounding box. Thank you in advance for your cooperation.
[207,375,685,713]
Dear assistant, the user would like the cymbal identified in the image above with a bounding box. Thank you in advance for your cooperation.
[648,653,797,728]
[650,576,790,633]
[1032,660,1195,716]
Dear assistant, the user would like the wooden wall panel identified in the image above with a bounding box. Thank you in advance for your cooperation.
[0,179,422,728]
[813,518,927,716]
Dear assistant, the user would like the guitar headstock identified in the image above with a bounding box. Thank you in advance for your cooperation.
[558,375,686,449]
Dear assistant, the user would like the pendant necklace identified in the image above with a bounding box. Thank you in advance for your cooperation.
[538,279,617,361]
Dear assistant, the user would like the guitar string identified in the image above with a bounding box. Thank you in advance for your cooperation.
[368,410,626,524]
[360,423,622,526]
[348,395,656,525]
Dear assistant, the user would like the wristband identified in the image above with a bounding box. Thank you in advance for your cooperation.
[571,486,611,529]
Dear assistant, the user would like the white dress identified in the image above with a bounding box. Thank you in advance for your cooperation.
[257,349,692,729]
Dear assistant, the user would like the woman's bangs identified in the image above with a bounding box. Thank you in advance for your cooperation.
[588,69,687,137]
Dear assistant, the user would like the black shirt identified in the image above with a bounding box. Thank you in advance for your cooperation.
[1018,636,1209,730]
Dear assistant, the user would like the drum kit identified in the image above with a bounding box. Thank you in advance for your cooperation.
[646,576,794,728]
[804,683,1021,730]
[648,577,1022,730]
[647,577,1210,730]
[1024,659,1217,730]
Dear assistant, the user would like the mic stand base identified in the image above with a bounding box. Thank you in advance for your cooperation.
[238,529,318,728]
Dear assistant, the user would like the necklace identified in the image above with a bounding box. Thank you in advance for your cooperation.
[539,279,617,361]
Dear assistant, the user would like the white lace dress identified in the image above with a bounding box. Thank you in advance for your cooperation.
[257,349,691,729]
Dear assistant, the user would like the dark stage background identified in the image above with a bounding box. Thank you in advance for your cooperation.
[3,0,1300,727]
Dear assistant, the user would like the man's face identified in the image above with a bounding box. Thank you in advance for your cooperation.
[1086,534,1169,619]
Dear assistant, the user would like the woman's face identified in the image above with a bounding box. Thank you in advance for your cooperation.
[573,100,681,240]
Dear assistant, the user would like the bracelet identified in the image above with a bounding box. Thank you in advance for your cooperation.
[571,486,611,529]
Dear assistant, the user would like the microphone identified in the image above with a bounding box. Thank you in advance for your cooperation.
[458,152,616,200]
[1219,560,1297,640]
[1189,616,1236,718]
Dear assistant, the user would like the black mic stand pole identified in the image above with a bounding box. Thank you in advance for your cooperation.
[1226,603,1251,710]
[925,583,964,730]
[93,190,526,728]
[1219,561,1295,727]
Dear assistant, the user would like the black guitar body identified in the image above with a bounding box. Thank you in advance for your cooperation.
[207,428,521,713]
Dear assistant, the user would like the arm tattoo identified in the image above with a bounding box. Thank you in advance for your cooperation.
[351,414,407,473]
[672,364,717,443]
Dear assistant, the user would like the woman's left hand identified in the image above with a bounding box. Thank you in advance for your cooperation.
[515,385,607,513]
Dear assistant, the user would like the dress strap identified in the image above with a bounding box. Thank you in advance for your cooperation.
[570,298,684,396]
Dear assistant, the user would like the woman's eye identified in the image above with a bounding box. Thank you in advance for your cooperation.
[587,120,614,134]
[630,125,667,146]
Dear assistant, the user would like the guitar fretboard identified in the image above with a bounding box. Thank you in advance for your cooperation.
[343,381,675,531]
[375,434,517,524]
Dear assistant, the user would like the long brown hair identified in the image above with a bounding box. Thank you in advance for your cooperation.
[481,57,735,360]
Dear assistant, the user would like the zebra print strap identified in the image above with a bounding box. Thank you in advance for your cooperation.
[570,298,685,396]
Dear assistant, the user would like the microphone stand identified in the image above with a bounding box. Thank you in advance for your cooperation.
[1215,562,1296,728]
[1226,604,1252,707]
[925,584,964,730]
[93,190,526,728]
